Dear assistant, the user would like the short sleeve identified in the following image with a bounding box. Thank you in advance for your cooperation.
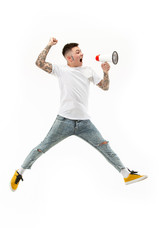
[51,64,63,78]
[90,68,101,85]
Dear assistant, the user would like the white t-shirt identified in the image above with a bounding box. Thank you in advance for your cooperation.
[51,64,101,120]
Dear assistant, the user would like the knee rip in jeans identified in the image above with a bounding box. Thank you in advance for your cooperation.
[37,149,43,153]
[99,141,108,146]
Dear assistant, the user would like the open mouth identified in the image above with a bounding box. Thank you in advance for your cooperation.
[80,58,83,62]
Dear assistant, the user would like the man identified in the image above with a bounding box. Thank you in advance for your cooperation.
[10,37,147,191]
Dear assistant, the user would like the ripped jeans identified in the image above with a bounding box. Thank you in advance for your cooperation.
[21,115,125,172]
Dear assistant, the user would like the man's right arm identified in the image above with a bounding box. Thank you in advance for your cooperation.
[35,37,58,73]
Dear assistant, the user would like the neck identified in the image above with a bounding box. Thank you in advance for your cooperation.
[67,63,82,68]
[67,63,73,67]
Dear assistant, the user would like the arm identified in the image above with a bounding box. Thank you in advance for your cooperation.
[35,37,58,73]
[97,62,110,91]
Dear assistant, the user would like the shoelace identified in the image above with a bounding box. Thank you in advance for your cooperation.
[15,172,23,184]
[127,168,138,175]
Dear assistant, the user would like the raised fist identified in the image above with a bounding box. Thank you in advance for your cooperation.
[48,37,58,46]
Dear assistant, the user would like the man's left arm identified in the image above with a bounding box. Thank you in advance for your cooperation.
[97,62,110,91]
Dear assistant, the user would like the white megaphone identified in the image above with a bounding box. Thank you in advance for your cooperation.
[95,51,118,64]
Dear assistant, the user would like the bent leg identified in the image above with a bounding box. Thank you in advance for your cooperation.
[21,116,74,169]
[76,120,125,172]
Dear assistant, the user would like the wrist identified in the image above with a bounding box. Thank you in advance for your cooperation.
[47,43,52,48]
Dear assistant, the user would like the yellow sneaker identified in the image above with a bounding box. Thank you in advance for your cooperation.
[10,170,23,191]
[124,169,148,185]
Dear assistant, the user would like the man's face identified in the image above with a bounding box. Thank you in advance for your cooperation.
[68,46,84,67]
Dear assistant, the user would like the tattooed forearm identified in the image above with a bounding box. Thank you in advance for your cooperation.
[35,45,52,73]
[97,72,110,90]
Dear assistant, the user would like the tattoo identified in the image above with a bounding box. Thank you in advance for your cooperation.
[97,72,110,90]
[35,45,52,73]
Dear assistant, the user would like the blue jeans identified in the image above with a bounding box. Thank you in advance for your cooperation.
[22,115,125,172]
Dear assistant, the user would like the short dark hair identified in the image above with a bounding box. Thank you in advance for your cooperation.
[62,43,79,57]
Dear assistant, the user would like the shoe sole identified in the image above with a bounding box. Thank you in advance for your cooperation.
[9,181,16,192]
[125,175,148,185]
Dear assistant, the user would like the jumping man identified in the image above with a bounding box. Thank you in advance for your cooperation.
[10,37,148,191]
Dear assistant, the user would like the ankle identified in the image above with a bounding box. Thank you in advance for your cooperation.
[18,167,26,176]
[121,168,130,178]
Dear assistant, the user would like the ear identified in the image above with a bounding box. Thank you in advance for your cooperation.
[66,55,72,62]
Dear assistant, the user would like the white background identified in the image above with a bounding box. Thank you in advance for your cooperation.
[0,0,160,239]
